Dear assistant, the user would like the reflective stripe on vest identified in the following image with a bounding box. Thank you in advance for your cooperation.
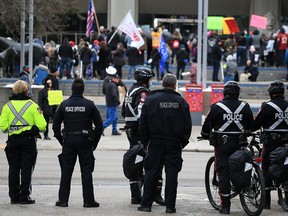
[7,101,32,132]
[216,102,246,132]
[125,86,145,122]
[266,102,288,130]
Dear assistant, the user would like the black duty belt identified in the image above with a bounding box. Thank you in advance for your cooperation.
[265,133,288,140]
[66,130,89,136]
[215,134,246,145]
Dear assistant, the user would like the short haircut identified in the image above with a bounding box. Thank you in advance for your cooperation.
[162,74,177,89]
[13,80,29,94]
[71,78,84,94]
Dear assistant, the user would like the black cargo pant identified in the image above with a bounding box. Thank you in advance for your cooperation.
[58,135,95,204]
[5,134,37,202]
[214,139,238,208]
[141,139,182,209]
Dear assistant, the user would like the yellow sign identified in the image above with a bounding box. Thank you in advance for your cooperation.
[48,90,63,105]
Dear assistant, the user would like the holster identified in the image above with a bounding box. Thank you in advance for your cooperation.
[209,132,217,146]
[88,128,99,151]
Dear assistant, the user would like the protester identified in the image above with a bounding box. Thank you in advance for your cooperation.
[97,41,109,80]
[102,73,121,136]
[80,42,92,79]
[211,39,223,82]
[276,28,288,67]
[38,77,53,140]
[248,45,260,81]
[58,38,73,79]
[112,42,125,78]
[189,58,197,83]
[176,44,189,80]
[126,42,140,80]
[223,55,238,84]
[150,48,161,81]
[91,40,100,79]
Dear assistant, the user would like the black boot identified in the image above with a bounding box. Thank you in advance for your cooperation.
[154,177,165,205]
[220,196,230,214]
[154,188,165,206]
[130,182,141,204]
[264,190,271,209]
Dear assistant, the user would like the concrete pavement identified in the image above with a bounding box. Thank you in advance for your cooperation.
[0,123,212,152]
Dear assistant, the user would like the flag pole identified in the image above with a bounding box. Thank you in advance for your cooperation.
[92,0,100,32]
[107,10,131,44]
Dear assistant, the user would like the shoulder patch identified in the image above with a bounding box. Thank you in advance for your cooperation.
[140,91,148,103]
[37,107,43,114]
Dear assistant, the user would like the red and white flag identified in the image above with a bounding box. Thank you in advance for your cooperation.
[118,12,144,49]
[86,0,95,37]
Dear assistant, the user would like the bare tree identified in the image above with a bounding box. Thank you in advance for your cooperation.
[0,0,81,39]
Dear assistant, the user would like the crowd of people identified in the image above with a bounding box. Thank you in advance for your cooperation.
[208,28,288,82]
[2,24,288,84]
[39,25,288,84]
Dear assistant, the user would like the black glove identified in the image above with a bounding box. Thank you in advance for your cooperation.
[180,139,189,149]
[54,134,64,146]
[31,125,40,135]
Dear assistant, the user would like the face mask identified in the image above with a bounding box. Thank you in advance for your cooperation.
[148,81,153,89]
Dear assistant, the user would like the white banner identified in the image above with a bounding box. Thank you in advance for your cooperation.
[118,12,144,49]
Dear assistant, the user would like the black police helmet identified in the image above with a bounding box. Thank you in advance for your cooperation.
[134,67,155,83]
[223,81,240,98]
[268,81,284,97]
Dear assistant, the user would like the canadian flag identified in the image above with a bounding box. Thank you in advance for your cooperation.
[118,12,144,49]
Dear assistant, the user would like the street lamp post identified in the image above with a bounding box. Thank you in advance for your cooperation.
[28,0,33,82]
[20,0,25,70]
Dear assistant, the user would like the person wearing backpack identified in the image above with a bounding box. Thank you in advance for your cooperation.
[252,81,288,209]
[201,81,254,214]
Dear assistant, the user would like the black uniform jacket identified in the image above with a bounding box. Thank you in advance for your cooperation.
[252,95,288,132]
[52,93,103,140]
[201,97,254,138]
[139,88,192,148]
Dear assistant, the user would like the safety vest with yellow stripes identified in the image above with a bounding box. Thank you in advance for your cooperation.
[0,99,46,136]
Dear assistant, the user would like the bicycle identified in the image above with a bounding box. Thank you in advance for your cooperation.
[253,138,288,212]
[202,133,266,216]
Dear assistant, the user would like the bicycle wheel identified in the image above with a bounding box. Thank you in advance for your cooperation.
[205,156,221,210]
[239,164,265,216]
[277,182,288,211]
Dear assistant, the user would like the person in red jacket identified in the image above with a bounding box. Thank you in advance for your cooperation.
[276,28,288,67]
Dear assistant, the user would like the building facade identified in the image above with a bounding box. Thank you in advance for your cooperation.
[71,0,287,31]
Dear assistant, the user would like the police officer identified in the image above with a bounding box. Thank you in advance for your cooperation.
[0,80,46,204]
[52,78,103,207]
[252,81,288,209]
[121,67,165,205]
[201,81,254,214]
[138,74,192,213]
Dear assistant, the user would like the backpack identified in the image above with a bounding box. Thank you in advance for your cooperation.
[229,149,253,189]
[122,144,146,179]
[268,145,288,183]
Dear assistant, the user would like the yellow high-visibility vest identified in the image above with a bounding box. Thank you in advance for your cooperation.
[0,99,46,136]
